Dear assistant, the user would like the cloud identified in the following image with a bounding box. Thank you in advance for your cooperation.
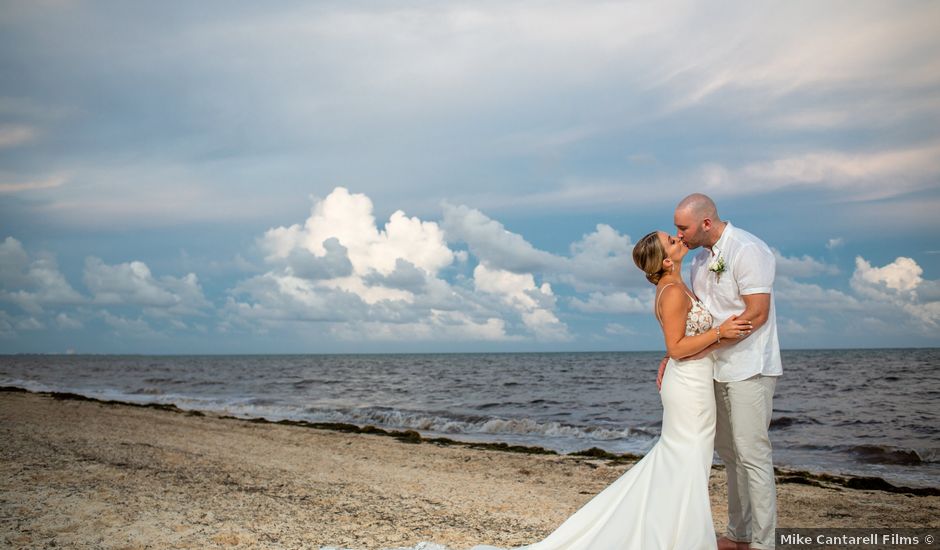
[849,256,939,331]
[851,256,922,298]
[0,174,67,194]
[473,262,570,341]
[657,3,940,114]
[776,255,939,336]
[570,291,651,314]
[604,322,636,336]
[826,238,844,250]
[773,249,839,278]
[83,257,211,316]
[263,187,454,279]
[701,143,940,200]
[100,311,162,339]
[0,237,30,288]
[0,310,15,339]
[15,316,43,330]
[230,188,521,341]
[442,204,640,291]
[0,124,38,148]
[225,273,370,324]
[227,187,586,342]
[564,224,639,291]
[284,238,354,281]
[775,277,862,312]
[441,202,561,274]
[0,236,85,314]
[326,314,510,343]
[55,312,83,330]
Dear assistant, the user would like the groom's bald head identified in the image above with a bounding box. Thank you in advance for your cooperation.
[674,193,723,249]
[676,193,720,223]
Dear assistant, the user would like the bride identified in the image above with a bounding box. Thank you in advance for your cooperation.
[469,230,751,550]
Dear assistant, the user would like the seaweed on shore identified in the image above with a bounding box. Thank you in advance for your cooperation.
[2,386,937,497]
[570,446,642,463]
[772,467,940,497]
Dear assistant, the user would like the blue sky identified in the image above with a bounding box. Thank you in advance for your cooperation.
[1,1,938,353]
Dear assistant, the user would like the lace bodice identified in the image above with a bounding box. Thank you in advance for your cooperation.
[684,297,714,336]
[656,283,714,336]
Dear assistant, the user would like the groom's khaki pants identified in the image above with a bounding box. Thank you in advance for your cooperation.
[714,374,778,550]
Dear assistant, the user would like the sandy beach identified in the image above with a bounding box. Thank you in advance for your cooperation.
[1,389,937,549]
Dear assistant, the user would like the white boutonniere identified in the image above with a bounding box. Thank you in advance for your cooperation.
[708,252,726,282]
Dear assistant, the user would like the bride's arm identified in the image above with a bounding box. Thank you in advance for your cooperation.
[659,286,749,360]
[683,333,737,360]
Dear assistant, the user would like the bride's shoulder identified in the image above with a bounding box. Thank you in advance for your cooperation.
[656,282,689,304]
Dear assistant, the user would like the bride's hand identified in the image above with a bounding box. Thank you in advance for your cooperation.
[719,315,752,340]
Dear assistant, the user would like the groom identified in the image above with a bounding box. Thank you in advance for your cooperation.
[672,193,783,550]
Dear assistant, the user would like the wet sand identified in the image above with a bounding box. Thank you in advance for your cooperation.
[1,390,937,549]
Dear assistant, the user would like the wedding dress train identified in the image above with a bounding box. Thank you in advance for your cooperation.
[469,288,719,550]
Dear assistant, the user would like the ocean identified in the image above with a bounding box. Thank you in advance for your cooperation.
[1,349,937,489]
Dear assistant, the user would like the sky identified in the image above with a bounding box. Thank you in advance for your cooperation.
[1,1,939,354]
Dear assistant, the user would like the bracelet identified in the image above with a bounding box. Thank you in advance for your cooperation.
[716,326,721,343]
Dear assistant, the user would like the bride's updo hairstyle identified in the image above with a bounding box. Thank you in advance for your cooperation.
[633,231,668,285]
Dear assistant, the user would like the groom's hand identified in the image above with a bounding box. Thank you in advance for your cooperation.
[657,355,668,391]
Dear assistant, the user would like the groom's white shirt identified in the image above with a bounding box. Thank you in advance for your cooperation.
[690,222,783,382]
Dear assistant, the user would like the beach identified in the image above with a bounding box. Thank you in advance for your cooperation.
[2,389,938,550]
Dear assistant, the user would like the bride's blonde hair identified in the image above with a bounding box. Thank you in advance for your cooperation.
[633,231,667,285]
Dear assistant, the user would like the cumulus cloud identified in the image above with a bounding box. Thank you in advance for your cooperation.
[777,255,939,336]
[569,291,651,314]
[55,312,83,330]
[263,187,454,275]
[0,236,85,314]
[225,187,627,342]
[284,238,353,281]
[441,202,561,274]
[100,311,162,339]
[83,257,211,316]
[565,224,639,291]
[851,256,922,297]
[848,256,940,330]
[775,277,862,312]
[442,204,639,291]
[773,249,839,278]
[231,188,528,341]
[473,263,569,341]
[826,237,844,250]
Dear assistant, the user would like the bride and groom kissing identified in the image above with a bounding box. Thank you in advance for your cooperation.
[472,193,782,550]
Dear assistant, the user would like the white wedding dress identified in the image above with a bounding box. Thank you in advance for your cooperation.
[470,286,718,550]
[322,286,719,550]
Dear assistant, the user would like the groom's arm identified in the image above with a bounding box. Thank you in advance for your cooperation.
[689,294,767,358]
[731,242,774,332]
[737,293,770,330]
